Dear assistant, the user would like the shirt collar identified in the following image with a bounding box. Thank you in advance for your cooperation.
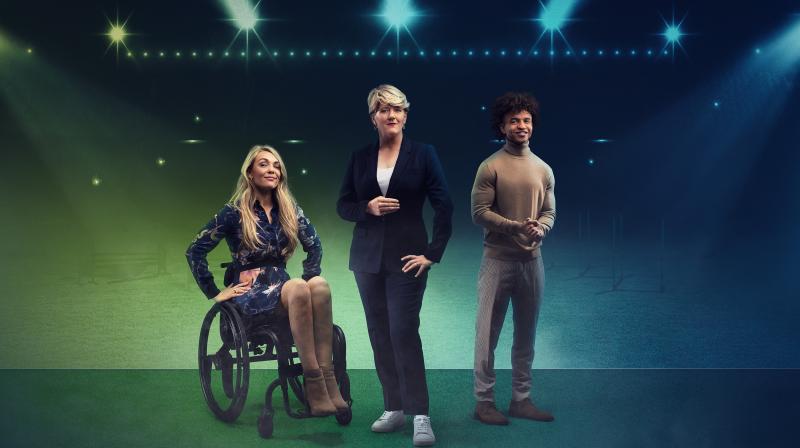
[253,200,280,219]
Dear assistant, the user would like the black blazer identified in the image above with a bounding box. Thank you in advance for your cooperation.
[337,137,454,273]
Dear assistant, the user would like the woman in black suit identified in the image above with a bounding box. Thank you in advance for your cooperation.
[337,84,453,446]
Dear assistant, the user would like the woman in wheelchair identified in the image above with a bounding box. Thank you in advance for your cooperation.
[186,144,348,417]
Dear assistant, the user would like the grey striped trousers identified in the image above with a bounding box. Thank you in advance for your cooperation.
[473,255,545,402]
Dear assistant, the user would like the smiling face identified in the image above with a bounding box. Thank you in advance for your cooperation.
[371,102,407,139]
[500,110,533,145]
[249,150,282,191]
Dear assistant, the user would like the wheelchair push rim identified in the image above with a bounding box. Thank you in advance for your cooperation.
[198,302,250,422]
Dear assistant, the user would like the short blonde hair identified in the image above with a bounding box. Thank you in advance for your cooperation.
[367,84,410,115]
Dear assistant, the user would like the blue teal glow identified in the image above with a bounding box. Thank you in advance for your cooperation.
[381,0,418,28]
[659,10,689,59]
[375,0,423,57]
[538,0,580,31]
[664,25,682,43]
[531,0,580,61]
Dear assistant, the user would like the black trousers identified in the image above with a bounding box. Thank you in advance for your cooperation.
[354,267,429,415]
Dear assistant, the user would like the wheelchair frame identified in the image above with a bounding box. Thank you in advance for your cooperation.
[198,300,353,438]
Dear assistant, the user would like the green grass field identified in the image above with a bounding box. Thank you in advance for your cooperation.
[2,369,796,447]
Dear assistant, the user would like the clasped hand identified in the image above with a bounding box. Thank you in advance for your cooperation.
[367,196,400,216]
[518,218,545,242]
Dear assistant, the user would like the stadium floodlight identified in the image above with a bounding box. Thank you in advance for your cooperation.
[659,9,689,60]
[108,25,126,43]
[664,25,682,43]
[374,0,424,58]
[531,0,580,60]
[538,0,579,31]
[381,0,419,29]
[222,0,260,30]
[219,0,272,62]
[104,11,133,62]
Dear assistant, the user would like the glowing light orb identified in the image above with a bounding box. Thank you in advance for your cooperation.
[538,0,579,32]
[664,25,682,43]
[659,11,689,59]
[156,157,166,167]
[108,25,126,43]
[91,176,102,187]
[381,0,419,28]
[222,0,259,30]
[301,169,308,175]
[104,12,133,62]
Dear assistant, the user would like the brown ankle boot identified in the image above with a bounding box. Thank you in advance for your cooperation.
[303,369,337,416]
[474,401,509,425]
[322,367,349,411]
[508,398,554,422]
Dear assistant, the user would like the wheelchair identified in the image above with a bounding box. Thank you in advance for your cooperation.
[197,262,353,438]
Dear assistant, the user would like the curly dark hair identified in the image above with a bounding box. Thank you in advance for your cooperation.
[490,92,540,138]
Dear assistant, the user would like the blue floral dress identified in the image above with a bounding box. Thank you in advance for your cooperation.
[186,201,322,315]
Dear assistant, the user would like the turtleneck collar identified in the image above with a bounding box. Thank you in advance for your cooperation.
[502,140,530,157]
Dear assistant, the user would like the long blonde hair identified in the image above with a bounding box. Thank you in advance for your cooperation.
[228,145,299,257]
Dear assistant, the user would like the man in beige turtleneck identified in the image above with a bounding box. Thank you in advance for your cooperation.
[471,92,556,425]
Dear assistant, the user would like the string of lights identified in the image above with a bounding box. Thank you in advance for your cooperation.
[105,47,700,61]
[93,0,704,64]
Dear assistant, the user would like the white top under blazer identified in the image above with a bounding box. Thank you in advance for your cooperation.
[377,166,394,196]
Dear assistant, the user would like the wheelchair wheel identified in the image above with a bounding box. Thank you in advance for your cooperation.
[332,324,353,425]
[198,302,250,422]
[334,373,353,425]
[332,325,352,401]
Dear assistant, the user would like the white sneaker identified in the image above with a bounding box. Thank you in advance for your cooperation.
[371,410,404,432]
[413,415,435,446]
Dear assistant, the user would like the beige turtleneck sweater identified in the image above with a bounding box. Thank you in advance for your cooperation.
[471,142,556,261]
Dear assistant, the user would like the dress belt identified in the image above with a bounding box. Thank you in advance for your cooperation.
[220,260,287,271]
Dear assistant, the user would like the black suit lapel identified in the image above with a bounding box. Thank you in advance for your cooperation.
[386,137,413,197]
[366,141,382,197]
